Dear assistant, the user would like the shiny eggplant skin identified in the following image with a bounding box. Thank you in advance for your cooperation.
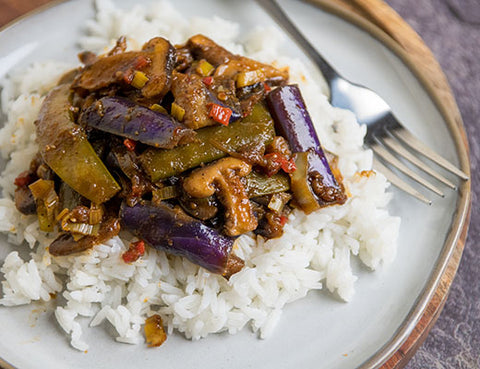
[120,202,237,275]
[80,97,195,149]
[266,85,346,210]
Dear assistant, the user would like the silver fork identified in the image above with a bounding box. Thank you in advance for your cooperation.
[255,0,469,204]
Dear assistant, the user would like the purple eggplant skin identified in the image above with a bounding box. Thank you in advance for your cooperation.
[120,201,238,275]
[266,84,346,209]
[79,97,195,149]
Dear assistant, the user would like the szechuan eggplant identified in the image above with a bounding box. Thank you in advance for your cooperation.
[13,34,348,278]
[79,96,195,149]
[120,201,243,277]
[35,84,120,204]
[266,84,346,212]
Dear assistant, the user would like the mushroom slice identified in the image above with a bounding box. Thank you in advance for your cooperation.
[183,157,258,236]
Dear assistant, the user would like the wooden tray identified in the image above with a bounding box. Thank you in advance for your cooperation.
[0,1,471,368]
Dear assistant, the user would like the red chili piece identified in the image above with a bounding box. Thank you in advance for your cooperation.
[123,138,137,151]
[14,171,33,187]
[281,157,296,173]
[202,76,213,86]
[280,215,288,226]
[208,104,232,126]
[263,82,272,93]
[122,70,134,85]
[264,153,296,175]
[122,240,145,263]
[133,55,150,69]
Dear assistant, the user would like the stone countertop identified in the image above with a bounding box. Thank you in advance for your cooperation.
[386,0,480,368]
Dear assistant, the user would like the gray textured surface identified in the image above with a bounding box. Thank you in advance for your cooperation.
[386,1,480,368]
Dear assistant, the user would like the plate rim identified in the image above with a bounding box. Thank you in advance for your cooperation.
[0,1,472,369]
[309,0,472,368]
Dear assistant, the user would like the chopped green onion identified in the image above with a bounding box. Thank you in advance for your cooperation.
[236,70,265,88]
[44,190,59,216]
[89,204,104,225]
[268,193,286,213]
[171,102,185,122]
[56,208,70,222]
[37,202,54,232]
[149,104,168,114]
[29,179,58,232]
[290,152,320,214]
[196,60,215,77]
[72,233,85,242]
[152,186,179,202]
[64,222,100,236]
[131,71,149,89]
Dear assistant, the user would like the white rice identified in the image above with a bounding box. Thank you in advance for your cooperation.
[0,0,400,351]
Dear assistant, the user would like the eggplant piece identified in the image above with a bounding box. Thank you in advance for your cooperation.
[266,85,346,212]
[120,202,243,276]
[79,97,195,149]
[35,84,120,204]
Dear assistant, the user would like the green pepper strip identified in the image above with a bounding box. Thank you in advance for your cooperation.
[244,171,290,198]
[36,85,120,204]
[289,151,321,214]
[140,104,276,182]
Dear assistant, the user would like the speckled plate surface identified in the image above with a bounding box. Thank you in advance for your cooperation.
[0,1,470,368]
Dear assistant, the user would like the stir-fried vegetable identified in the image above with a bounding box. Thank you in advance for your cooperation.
[266,84,346,212]
[244,171,290,198]
[29,179,58,232]
[208,103,232,126]
[140,103,275,181]
[79,97,195,149]
[49,218,121,256]
[122,240,146,263]
[120,202,244,277]
[73,37,176,100]
[144,315,167,347]
[35,84,120,204]
[14,34,348,281]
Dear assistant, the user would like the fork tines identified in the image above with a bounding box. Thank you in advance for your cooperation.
[370,123,468,204]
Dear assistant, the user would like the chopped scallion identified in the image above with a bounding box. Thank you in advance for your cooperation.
[131,71,149,89]
[171,102,185,122]
[152,186,179,201]
[149,104,168,114]
[196,60,215,77]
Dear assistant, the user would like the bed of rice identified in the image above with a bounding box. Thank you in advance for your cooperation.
[0,0,400,352]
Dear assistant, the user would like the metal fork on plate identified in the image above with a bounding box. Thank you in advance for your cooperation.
[255,0,469,204]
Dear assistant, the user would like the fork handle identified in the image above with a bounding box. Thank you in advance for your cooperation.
[255,0,339,82]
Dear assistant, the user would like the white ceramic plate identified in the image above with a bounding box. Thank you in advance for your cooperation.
[0,1,470,368]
